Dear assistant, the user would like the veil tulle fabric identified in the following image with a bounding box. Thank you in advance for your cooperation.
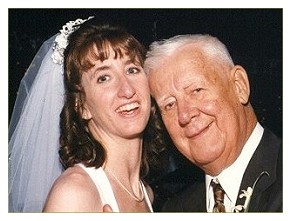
[9,34,65,212]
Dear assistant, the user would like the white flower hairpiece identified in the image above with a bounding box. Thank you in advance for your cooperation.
[52,16,94,64]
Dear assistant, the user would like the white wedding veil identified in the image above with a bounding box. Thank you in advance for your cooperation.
[9,34,65,212]
[9,16,95,212]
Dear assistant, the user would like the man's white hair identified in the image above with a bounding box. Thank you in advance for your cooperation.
[144,34,234,74]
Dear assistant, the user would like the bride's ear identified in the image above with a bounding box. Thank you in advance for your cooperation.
[81,104,92,120]
[75,99,92,120]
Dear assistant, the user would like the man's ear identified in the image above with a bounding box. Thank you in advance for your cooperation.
[231,65,250,105]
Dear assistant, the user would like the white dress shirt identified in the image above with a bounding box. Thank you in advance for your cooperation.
[206,123,264,212]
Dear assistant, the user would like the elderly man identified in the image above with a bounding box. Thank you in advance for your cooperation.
[145,34,282,212]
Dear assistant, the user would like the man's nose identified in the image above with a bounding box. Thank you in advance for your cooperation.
[177,98,199,127]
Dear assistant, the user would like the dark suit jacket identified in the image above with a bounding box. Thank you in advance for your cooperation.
[162,128,282,212]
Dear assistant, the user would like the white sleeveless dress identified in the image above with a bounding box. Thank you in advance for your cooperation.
[77,164,153,212]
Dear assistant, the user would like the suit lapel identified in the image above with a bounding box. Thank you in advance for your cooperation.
[235,128,281,211]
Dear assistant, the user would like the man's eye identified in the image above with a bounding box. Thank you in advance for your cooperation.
[164,101,176,111]
[193,88,203,93]
[97,75,110,83]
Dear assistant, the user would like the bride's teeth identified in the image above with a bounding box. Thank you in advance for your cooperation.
[117,102,139,112]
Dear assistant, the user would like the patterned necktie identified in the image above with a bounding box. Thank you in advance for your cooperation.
[211,179,226,212]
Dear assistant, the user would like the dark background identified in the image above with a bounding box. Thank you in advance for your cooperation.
[9,9,282,211]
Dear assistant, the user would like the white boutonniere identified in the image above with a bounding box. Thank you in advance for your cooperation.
[233,171,269,212]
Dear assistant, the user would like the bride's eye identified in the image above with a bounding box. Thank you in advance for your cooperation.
[97,74,110,83]
[127,67,140,75]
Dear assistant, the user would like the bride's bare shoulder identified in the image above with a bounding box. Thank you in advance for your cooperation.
[43,165,102,212]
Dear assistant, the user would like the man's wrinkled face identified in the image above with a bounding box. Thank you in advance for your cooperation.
[148,46,246,174]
